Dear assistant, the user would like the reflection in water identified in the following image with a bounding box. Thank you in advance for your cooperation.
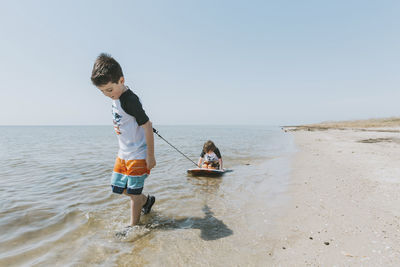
[186,176,222,195]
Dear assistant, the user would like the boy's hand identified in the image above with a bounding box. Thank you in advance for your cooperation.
[146,155,156,170]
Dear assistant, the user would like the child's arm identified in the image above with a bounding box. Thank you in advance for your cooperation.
[197,157,203,168]
[141,121,156,170]
[218,158,223,170]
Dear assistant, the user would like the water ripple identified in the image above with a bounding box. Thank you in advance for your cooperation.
[0,125,295,266]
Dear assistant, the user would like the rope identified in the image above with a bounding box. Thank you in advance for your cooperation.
[153,128,198,167]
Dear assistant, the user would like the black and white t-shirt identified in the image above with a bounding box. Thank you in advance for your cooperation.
[200,148,222,162]
[112,88,149,160]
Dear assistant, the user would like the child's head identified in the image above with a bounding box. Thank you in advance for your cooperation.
[91,53,126,100]
[203,140,216,153]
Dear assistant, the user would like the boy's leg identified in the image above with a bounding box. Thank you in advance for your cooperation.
[123,190,147,225]
[128,193,147,226]
[122,190,156,225]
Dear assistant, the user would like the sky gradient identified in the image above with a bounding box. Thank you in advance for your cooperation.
[1,0,399,125]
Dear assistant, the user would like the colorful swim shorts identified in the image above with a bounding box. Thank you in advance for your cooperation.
[111,158,150,195]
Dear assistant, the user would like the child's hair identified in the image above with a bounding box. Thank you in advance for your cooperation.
[91,53,124,86]
[203,140,216,153]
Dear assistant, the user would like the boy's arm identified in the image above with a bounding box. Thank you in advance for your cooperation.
[141,121,156,170]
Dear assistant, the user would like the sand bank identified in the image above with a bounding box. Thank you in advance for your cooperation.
[271,127,400,265]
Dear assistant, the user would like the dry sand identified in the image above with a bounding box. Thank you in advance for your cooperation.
[271,127,400,266]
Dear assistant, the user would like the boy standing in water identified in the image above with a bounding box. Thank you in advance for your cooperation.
[91,53,156,226]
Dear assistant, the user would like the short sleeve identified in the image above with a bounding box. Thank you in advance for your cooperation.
[214,148,222,158]
[120,90,149,126]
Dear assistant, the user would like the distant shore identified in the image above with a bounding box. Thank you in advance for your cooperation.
[282,117,400,132]
[270,119,400,265]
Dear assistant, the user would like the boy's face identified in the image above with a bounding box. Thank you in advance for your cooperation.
[97,77,126,100]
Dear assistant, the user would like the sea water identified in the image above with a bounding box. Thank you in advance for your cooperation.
[0,125,294,266]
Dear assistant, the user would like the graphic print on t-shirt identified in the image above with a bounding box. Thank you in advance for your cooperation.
[112,104,122,135]
[205,152,219,162]
[200,148,221,161]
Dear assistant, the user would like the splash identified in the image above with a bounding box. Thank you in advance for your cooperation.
[114,225,151,242]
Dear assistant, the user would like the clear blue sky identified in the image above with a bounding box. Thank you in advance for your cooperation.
[1,0,399,125]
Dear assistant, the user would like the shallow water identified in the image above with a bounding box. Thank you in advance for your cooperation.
[0,125,294,266]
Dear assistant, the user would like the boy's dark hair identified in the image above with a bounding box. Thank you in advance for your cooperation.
[203,140,216,153]
[91,53,124,86]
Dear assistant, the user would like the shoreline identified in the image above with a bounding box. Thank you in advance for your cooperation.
[270,127,400,265]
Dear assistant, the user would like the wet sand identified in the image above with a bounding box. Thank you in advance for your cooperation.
[271,128,400,265]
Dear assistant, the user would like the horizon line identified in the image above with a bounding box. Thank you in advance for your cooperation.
[0,123,280,127]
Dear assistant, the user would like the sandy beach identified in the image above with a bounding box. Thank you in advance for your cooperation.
[271,126,400,266]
